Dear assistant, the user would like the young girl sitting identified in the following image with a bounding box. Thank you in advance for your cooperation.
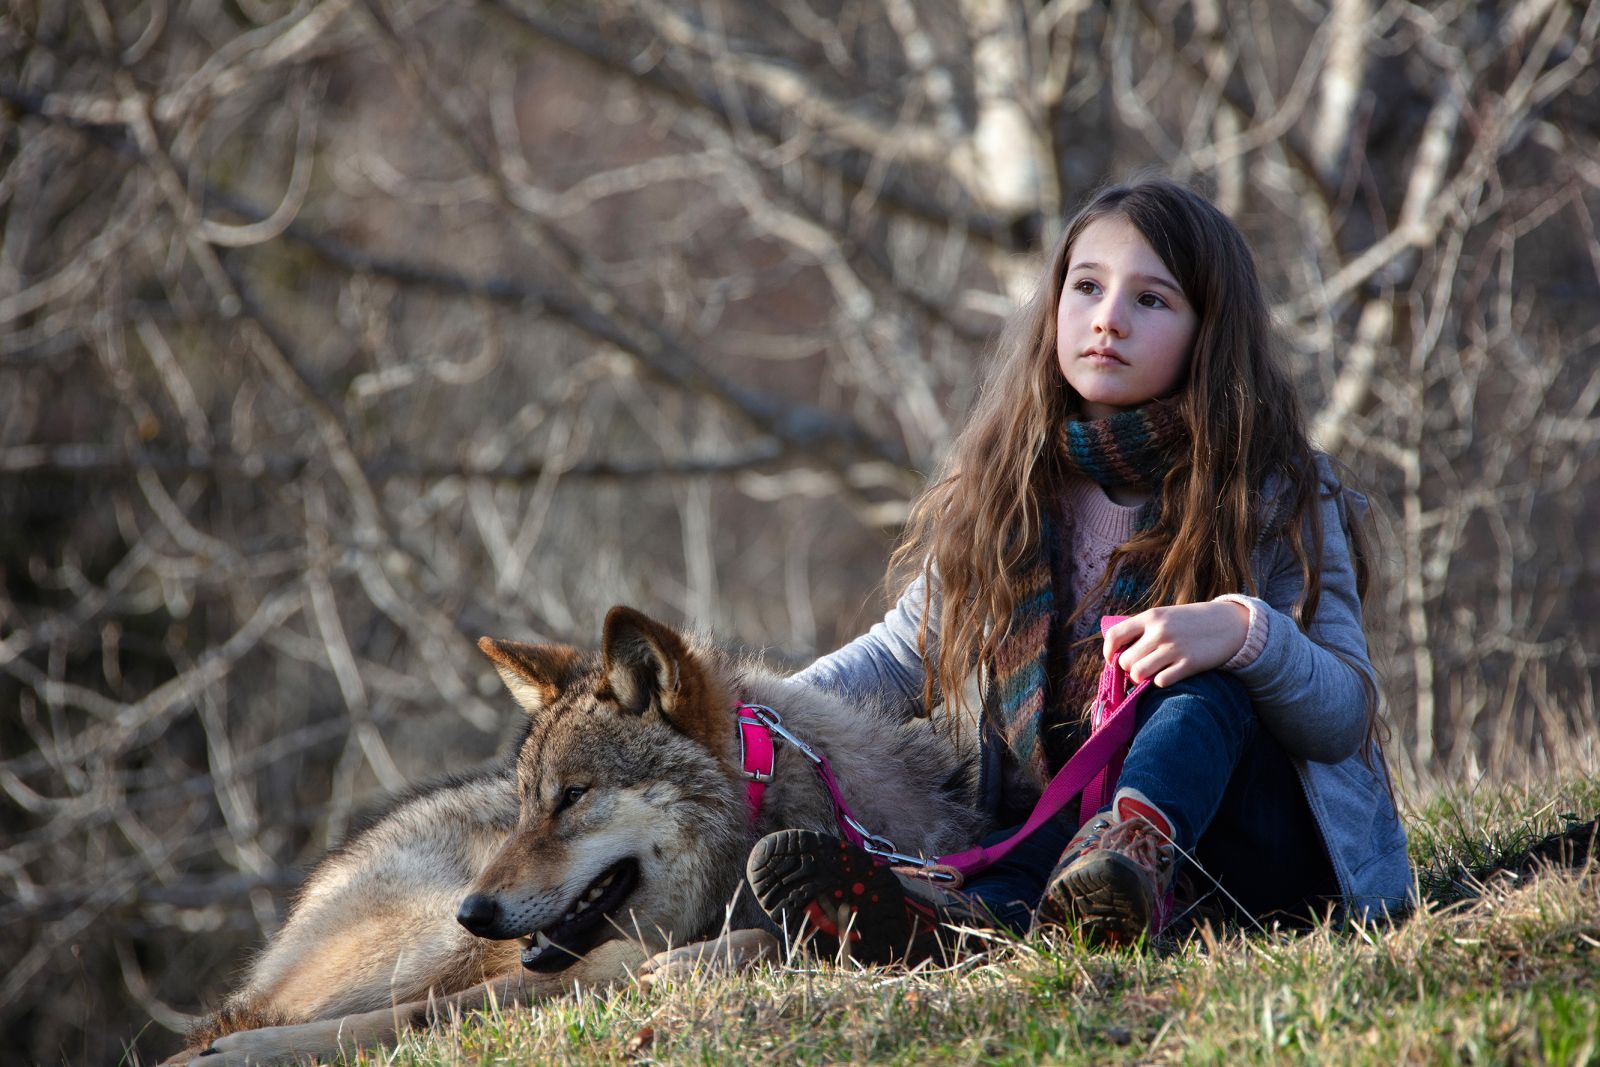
[746,177,1411,960]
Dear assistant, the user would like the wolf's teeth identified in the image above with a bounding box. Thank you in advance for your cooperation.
[563,911,575,921]
[585,886,603,902]
[535,931,552,949]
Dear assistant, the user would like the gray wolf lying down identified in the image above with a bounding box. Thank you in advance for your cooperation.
[163,606,983,1065]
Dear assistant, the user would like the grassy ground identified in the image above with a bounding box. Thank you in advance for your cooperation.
[336,771,1599,1066]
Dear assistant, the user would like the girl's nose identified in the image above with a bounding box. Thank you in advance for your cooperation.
[1093,295,1129,338]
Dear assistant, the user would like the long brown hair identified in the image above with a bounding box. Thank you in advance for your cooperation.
[892,177,1377,746]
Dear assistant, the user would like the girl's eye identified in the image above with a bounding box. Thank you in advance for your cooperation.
[1072,279,1099,295]
[1138,292,1170,309]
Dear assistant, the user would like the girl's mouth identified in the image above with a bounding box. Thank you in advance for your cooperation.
[1082,346,1127,364]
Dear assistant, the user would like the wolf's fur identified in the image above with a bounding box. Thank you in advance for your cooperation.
[164,607,983,1065]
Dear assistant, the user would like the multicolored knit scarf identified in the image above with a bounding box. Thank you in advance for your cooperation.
[988,398,1188,783]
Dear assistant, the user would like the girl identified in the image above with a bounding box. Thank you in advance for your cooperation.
[745,178,1411,960]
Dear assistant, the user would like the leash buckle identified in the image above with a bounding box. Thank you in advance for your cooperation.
[736,707,775,783]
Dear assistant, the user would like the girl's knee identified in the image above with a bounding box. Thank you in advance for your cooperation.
[1161,668,1248,702]
[1140,670,1253,727]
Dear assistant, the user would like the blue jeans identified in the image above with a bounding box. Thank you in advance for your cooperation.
[963,670,1339,930]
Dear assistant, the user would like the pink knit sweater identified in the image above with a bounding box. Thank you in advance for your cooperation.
[1060,476,1268,668]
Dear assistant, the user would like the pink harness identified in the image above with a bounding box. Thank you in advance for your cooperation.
[736,707,776,820]
[738,703,882,851]
[737,616,1147,882]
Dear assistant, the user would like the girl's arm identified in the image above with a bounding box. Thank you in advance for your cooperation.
[1103,470,1374,764]
[790,572,940,720]
[1219,482,1375,763]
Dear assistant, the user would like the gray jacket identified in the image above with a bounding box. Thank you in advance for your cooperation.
[796,460,1412,919]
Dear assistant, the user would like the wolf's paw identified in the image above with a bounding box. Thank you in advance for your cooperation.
[186,1023,329,1065]
[639,929,781,985]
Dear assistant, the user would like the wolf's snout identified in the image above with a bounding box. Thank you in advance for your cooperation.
[456,893,502,937]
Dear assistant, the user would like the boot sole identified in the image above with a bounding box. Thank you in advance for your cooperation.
[746,829,929,965]
[1041,850,1154,947]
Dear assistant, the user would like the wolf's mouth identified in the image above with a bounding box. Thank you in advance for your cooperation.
[519,858,640,972]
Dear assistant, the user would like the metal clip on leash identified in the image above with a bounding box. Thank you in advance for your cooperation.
[841,814,960,882]
[741,704,820,763]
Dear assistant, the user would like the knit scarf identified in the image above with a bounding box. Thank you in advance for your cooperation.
[988,398,1187,784]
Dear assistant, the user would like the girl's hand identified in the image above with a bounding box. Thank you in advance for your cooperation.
[1102,601,1250,687]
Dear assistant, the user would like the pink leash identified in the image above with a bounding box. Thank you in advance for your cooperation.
[940,615,1146,879]
[938,678,1147,878]
[738,616,1148,884]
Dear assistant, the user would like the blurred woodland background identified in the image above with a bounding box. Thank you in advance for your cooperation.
[2,0,1598,1062]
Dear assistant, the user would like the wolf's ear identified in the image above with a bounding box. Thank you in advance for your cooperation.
[600,607,684,717]
[599,607,724,752]
[478,638,580,717]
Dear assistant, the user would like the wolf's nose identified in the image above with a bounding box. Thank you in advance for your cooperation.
[456,894,501,936]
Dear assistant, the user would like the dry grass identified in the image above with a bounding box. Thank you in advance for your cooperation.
[315,765,1600,1067]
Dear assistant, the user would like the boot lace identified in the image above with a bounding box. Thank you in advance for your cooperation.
[1095,816,1175,886]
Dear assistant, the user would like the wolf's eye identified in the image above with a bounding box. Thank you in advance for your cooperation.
[556,785,588,813]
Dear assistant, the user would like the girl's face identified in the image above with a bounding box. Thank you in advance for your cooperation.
[1055,214,1198,420]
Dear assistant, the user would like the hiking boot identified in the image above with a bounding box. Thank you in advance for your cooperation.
[746,828,994,965]
[1035,789,1177,946]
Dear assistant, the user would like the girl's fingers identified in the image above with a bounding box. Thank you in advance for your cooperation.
[1152,658,1194,688]
[1112,627,1147,673]
[1103,602,1241,684]
[1122,643,1174,685]
[1102,615,1145,660]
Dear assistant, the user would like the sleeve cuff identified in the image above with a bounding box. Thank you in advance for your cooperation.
[1214,593,1269,671]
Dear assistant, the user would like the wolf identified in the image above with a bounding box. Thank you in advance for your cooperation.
[161,606,984,1065]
